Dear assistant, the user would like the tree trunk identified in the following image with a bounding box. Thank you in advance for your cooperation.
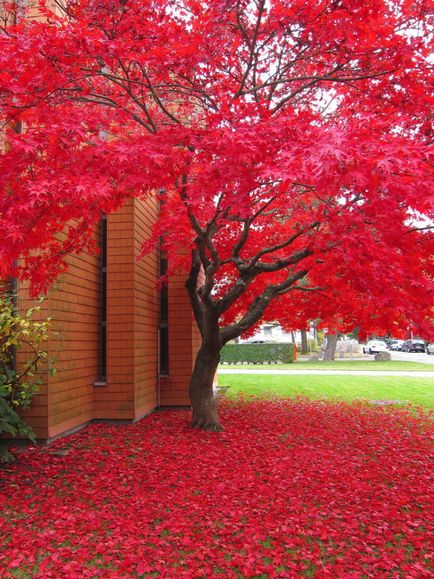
[189,342,222,431]
[301,329,308,354]
[324,333,338,361]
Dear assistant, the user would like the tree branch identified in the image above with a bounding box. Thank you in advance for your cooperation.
[234,0,266,98]
[252,247,314,274]
[185,248,205,337]
[220,268,309,342]
[141,67,182,125]
[271,68,392,113]
[231,218,252,262]
[247,221,319,270]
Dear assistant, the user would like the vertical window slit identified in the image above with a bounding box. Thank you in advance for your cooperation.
[100,214,107,382]
[159,250,169,376]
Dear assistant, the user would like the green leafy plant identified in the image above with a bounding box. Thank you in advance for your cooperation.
[295,339,318,353]
[0,293,50,462]
[220,343,294,365]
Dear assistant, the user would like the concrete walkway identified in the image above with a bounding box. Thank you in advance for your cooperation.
[218,369,434,377]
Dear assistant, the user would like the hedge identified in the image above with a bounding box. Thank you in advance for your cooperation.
[220,343,295,364]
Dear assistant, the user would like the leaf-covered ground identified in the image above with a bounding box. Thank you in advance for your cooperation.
[1,399,433,578]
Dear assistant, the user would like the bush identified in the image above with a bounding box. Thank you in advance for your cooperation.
[220,343,295,364]
[307,339,318,352]
[0,294,50,462]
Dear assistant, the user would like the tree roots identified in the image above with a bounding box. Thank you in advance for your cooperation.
[190,418,224,432]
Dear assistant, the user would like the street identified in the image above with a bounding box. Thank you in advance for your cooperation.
[388,351,434,365]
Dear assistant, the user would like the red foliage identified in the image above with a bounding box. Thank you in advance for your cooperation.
[1,400,433,577]
[0,1,433,339]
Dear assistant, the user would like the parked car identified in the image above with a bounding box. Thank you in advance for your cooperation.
[362,340,388,354]
[401,339,426,353]
[389,339,405,351]
[426,343,434,355]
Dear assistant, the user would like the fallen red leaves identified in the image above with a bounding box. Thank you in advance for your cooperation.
[1,399,433,578]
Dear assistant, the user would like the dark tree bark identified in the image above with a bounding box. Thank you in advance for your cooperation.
[189,342,222,431]
[183,208,320,430]
[323,333,338,360]
[301,329,308,355]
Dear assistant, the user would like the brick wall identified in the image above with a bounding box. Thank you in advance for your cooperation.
[132,198,159,420]
[95,201,136,419]
[45,245,101,438]
[95,197,159,420]
[159,270,200,406]
[3,227,100,440]
[3,199,199,442]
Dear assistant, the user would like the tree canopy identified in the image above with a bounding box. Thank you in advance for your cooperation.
[1,0,433,342]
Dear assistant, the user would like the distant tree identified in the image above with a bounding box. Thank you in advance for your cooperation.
[323,334,338,361]
[0,1,433,429]
[300,330,308,356]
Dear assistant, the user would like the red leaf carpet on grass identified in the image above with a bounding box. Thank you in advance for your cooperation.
[1,399,432,578]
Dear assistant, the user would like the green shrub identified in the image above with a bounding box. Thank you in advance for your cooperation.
[220,343,295,364]
[0,294,50,462]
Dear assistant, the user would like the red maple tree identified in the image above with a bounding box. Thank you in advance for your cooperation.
[0,0,433,429]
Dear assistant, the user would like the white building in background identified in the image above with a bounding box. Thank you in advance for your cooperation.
[240,323,316,347]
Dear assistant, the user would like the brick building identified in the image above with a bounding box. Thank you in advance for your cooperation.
[1,2,199,442]
[9,198,198,441]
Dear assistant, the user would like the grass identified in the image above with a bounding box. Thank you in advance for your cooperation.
[219,359,434,371]
[218,374,434,407]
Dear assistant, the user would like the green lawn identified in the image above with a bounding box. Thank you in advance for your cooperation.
[220,360,434,371]
[218,374,434,407]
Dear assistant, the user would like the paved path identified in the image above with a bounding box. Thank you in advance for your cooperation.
[391,351,434,365]
[218,369,434,377]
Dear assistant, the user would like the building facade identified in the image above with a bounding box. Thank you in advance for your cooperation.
[7,198,197,441]
[1,2,200,442]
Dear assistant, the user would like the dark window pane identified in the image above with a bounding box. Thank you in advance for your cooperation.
[159,248,169,374]
[159,327,169,375]
[160,285,168,323]
[100,215,107,381]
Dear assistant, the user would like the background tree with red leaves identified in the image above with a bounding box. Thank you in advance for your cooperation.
[0,0,433,429]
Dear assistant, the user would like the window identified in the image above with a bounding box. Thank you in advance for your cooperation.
[264,325,273,337]
[159,252,169,375]
[99,214,107,382]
